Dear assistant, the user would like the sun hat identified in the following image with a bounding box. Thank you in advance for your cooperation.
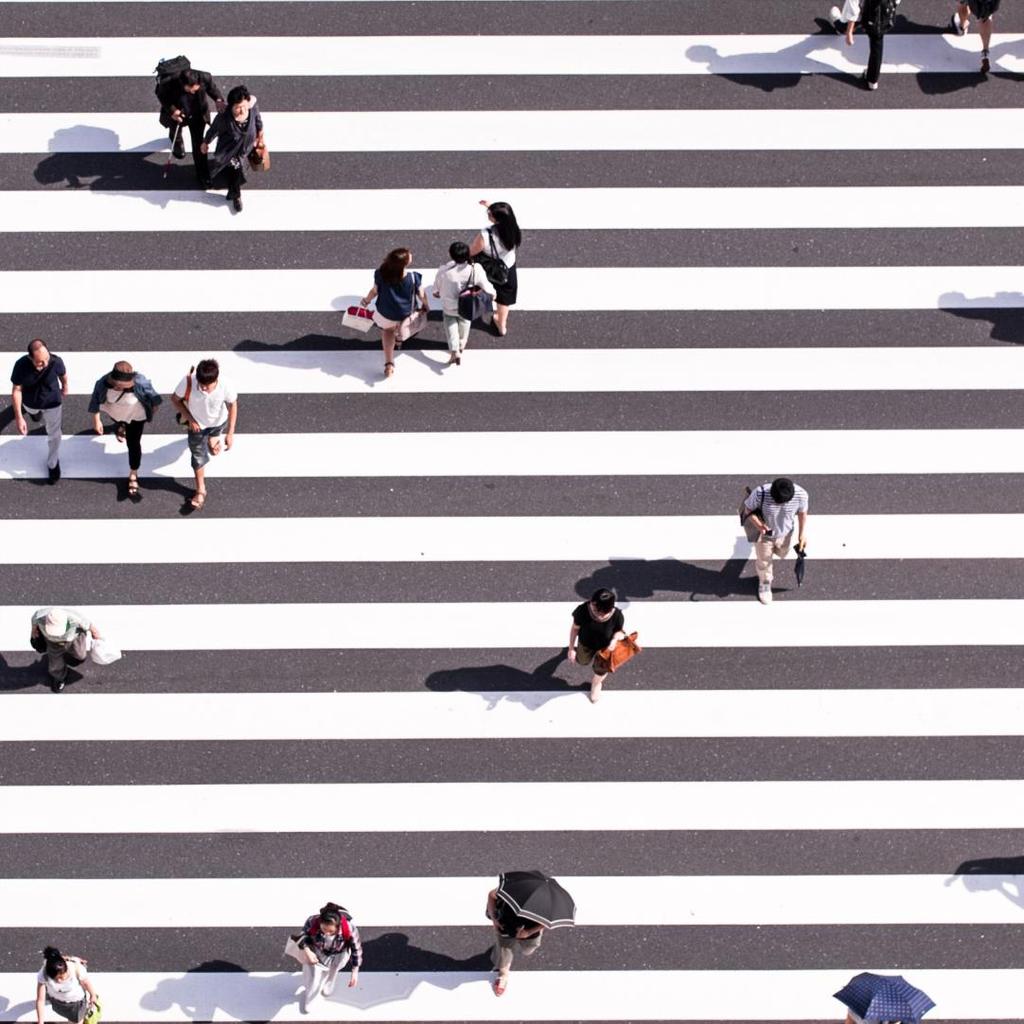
[40,609,69,641]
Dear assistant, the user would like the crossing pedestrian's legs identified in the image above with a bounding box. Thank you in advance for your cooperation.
[866,29,885,85]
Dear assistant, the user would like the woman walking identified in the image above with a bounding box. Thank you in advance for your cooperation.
[201,84,264,212]
[469,200,521,337]
[360,248,430,378]
[486,885,547,997]
[567,587,626,703]
[294,902,363,1013]
[35,946,99,1024]
[88,360,162,502]
[431,241,496,366]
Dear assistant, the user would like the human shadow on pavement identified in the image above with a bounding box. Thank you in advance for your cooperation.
[946,856,1024,909]
[141,960,295,1023]
[425,651,583,707]
[940,292,1024,343]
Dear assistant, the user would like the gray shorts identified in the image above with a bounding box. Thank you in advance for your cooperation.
[187,424,224,470]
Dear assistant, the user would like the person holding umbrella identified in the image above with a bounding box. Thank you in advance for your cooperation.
[485,871,575,997]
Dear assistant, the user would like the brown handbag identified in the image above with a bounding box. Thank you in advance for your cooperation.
[595,631,641,674]
[248,142,270,172]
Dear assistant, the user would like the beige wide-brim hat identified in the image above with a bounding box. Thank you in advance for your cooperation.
[40,609,69,641]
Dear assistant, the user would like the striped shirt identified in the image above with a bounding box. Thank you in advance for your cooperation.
[743,482,809,539]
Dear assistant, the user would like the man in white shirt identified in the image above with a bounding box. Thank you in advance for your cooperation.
[742,477,809,605]
[170,358,238,511]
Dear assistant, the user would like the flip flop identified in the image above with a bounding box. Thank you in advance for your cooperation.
[493,976,508,997]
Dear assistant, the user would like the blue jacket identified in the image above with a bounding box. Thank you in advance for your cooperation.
[88,373,162,421]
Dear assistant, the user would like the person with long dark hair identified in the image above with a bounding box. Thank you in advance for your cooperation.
[567,588,626,703]
[88,360,162,502]
[360,248,430,378]
[35,946,99,1024]
[469,200,521,337]
[201,84,264,212]
[294,902,363,1012]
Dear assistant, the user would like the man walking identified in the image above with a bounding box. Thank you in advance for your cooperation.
[157,65,225,187]
[171,359,238,511]
[30,607,102,692]
[742,477,809,605]
[10,339,67,483]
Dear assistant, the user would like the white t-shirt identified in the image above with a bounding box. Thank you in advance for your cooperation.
[477,227,516,268]
[37,959,86,1003]
[99,387,147,423]
[174,374,237,429]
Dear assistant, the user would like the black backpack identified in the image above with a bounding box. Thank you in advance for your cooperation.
[154,55,191,99]
[864,0,899,32]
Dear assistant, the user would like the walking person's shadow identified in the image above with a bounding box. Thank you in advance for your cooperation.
[141,960,296,1022]
[945,856,1024,909]
[425,651,581,708]
[939,291,1024,344]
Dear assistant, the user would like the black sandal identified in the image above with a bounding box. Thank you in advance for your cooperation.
[115,422,127,443]
[127,475,141,502]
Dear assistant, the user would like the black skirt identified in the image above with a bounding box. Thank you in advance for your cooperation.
[495,263,518,306]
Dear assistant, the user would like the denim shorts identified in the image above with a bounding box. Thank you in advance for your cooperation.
[187,424,224,470]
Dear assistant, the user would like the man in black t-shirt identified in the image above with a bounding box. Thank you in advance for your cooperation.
[10,339,67,483]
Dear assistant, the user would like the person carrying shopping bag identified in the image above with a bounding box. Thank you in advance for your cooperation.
[88,361,162,502]
[360,248,430,379]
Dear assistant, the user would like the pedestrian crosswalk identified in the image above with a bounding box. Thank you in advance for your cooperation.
[3,1,1024,1021]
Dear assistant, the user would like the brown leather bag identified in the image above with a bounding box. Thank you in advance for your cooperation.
[595,631,641,674]
[248,143,270,172]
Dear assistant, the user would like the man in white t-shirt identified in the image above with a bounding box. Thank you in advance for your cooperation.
[170,358,238,511]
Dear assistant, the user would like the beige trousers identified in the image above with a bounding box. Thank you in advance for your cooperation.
[754,531,793,584]
[492,931,543,973]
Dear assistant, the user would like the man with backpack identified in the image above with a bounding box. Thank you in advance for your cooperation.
[155,57,225,187]
[294,903,363,1012]
[844,0,900,90]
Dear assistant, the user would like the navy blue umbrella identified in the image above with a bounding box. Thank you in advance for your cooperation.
[834,972,935,1022]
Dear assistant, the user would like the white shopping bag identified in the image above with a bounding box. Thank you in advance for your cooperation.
[89,637,122,666]
[342,306,375,334]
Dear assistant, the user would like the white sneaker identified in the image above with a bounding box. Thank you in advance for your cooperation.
[758,581,773,605]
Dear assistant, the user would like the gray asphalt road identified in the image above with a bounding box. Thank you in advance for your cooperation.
[2,2,1023,1019]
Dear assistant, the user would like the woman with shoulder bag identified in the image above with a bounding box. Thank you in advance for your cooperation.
[567,588,626,704]
[88,360,162,502]
[200,84,264,212]
[360,247,430,379]
[469,200,521,337]
[431,241,496,366]
[35,946,100,1024]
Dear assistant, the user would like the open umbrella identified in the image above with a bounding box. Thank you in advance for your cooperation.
[794,541,807,587]
[834,972,935,1022]
[496,871,576,929]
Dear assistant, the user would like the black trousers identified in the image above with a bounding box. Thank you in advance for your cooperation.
[112,419,146,471]
[213,162,246,199]
[168,116,210,184]
[866,29,885,84]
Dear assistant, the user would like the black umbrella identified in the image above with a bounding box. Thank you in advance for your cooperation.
[496,871,576,929]
[794,541,807,587]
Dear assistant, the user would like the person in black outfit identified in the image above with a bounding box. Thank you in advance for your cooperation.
[201,85,264,213]
[848,0,898,90]
[157,67,225,186]
[567,587,626,703]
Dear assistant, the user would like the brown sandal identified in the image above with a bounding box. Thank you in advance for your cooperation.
[384,361,395,378]
[190,490,207,510]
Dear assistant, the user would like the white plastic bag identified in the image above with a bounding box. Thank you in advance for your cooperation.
[89,637,122,666]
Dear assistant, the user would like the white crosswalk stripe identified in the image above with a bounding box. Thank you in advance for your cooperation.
[2,8,1022,1024]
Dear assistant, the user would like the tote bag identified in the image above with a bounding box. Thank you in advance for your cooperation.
[342,306,375,334]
